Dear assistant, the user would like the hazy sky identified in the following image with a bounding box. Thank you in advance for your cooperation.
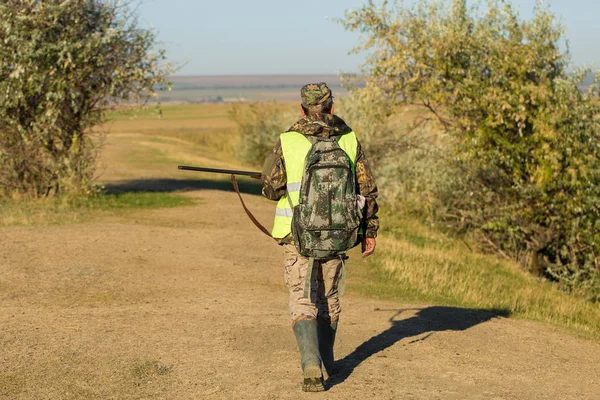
[138,0,600,76]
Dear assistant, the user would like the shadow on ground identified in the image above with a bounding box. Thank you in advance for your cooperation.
[329,306,510,388]
[102,178,263,196]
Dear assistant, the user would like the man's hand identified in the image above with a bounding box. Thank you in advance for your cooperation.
[362,237,376,258]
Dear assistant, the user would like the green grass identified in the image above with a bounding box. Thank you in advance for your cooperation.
[105,104,232,122]
[347,212,600,339]
[0,192,196,227]
[71,192,196,210]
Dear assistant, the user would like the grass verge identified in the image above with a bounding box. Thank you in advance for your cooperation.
[348,212,600,340]
[0,192,196,227]
[101,104,240,163]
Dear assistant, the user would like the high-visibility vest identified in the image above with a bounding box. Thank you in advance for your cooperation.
[271,131,358,239]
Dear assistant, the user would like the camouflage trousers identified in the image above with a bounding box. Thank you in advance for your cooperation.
[283,244,344,326]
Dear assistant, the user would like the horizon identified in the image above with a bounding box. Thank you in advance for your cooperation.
[169,73,347,77]
[140,0,600,76]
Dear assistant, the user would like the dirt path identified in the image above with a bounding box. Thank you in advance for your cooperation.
[1,187,600,400]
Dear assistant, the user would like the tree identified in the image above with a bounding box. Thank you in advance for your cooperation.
[341,0,600,300]
[0,0,173,197]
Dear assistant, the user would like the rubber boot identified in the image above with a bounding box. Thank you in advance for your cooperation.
[318,321,337,377]
[293,319,325,392]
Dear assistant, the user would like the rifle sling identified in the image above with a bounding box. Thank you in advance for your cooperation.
[230,174,275,240]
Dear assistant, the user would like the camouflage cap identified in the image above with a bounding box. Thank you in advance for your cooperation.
[301,82,333,107]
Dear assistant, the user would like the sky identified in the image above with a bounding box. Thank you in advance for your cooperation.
[137,0,600,76]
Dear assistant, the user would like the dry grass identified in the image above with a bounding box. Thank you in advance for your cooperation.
[350,216,600,339]
[104,102,600,340]
[102,104,240,159]
[5,102,599,341]
[6,98,600,400]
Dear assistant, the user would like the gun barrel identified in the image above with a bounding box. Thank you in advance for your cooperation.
[178,165,261,178]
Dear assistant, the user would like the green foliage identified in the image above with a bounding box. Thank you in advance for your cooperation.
[0,192,196,227]
[341,0,600,300]
[349,212,600,339]
[0,0,173,198]
[229,102,295,167]
[336,80,400,169]
[337,85,461,224]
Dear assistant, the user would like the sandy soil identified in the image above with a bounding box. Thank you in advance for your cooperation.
[1,186,600,400]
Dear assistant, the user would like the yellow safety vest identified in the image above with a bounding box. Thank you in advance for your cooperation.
[271,131,358,239]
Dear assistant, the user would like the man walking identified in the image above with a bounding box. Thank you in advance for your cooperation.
[261,82,379,392]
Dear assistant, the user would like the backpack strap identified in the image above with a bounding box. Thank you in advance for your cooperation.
[285,186,295,210]
[230,174,275,240]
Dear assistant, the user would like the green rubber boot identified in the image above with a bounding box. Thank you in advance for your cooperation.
[318,321,338,377]
[293,319,325,392]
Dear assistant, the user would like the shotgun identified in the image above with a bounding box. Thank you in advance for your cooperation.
[177,165,261,179]
[177,165,272,239]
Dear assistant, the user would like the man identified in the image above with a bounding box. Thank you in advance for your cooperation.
[261,82,379,392]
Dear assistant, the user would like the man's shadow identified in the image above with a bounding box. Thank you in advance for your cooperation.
[328,306,510,388]
[102,178,263,195]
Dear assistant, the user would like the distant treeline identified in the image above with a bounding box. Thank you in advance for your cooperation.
[158,75,354,103]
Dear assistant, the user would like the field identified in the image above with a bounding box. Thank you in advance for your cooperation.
[1,103,600,399]
[161,75,348,103]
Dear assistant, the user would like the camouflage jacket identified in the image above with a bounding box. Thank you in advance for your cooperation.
[261,113,379,240]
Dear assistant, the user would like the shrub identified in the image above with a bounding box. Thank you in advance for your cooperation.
[0,0,172,198]
[229,102,296,167]
[341,0,600,300]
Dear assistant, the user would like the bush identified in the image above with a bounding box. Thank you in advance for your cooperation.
[0,0,172,198]
[341,0,600,300]
[229,102,296,167]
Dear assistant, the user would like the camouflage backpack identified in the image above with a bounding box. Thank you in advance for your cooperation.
[290,135,362,259]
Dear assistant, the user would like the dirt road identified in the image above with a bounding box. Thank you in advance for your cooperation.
[2,185,600,399]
